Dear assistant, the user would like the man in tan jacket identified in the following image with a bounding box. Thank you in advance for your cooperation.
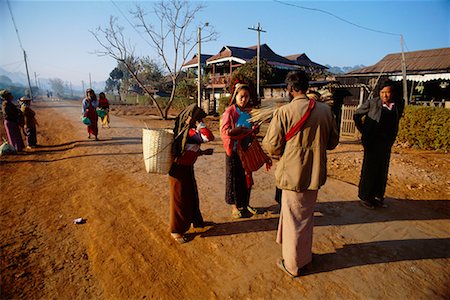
[262,71,339,277]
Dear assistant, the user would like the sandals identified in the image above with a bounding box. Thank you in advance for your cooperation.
[360,200,376,210]
[232,210,245,219]
[171,233,187,244]
[232,209,253,219]
[246,206,259,215]
[277,258,298,278]
[232,206,260,219]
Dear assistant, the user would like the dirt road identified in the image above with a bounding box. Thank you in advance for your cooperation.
[1,99,449,299]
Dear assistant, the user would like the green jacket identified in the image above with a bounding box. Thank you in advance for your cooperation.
[262,95,339,192]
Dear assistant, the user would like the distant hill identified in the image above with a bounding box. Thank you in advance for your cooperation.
[326,64,366,74]
[0,67,105,93]
[0,67,28,86]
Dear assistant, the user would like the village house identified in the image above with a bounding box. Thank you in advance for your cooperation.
[336,47,450,107]
[182,43,327,112]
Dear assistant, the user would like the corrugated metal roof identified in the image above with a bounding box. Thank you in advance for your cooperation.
[348,47,450,75]
[206,44,299,67]
[285,53,328,69]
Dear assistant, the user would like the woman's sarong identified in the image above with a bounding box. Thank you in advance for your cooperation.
[168,163,204,233]
[225,151,250,209]
[86,103,98,136]
[4,120,24,152]
[277,189,318,276]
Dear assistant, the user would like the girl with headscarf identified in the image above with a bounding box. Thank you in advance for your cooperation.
[169,104,215,244]
[82,88,99,140]
[220,82,268,219]
[1,90,25,152]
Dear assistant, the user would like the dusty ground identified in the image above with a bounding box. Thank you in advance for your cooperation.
[1,99,449,299]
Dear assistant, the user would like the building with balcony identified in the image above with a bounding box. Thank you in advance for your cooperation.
[182,43,327,112]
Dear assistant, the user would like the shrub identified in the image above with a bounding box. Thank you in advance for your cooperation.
[397,106,450,151]
[217,96,231,115]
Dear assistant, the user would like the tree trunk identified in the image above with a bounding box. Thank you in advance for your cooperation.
[163,78,177,120]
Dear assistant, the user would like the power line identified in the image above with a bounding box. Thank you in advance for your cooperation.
[6,0,33,98]
[273,0,402,37]
[6,0,25,51]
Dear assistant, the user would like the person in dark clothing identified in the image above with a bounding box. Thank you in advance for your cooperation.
[353,80,404,209]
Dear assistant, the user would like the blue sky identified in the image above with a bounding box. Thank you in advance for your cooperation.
[1,0,449,87]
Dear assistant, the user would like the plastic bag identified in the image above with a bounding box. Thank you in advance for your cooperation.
[81,116,91,125]
[0,139,17,155]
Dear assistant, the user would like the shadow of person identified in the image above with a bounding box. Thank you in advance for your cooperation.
[199,198,449,238]
[200,217,279,238]
[304,238,450,275]
[315,198,450,227]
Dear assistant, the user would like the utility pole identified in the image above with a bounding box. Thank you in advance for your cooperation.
[248,22,266,102]
[400,35,408,106]
[197,27,202,108]
[197,23,209,109]
[23,50,33,100]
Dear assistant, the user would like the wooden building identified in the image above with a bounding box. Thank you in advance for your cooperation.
[182,44,327,112]
[336,47,450,106]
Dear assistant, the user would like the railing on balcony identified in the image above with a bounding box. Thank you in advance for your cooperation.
[208,74,230,85]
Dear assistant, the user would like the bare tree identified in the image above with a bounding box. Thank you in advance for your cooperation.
[90,16,166,117]
[132,0,217,118]
[91,1,217,119]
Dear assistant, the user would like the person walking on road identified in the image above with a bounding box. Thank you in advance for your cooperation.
[98,92,110,128]
[262,71,339,278]
[82,88,99,140]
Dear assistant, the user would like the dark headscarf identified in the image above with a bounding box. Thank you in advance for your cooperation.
[172,103,207,157]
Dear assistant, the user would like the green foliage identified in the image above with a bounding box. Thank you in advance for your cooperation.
[175,78,197,98]
[217,96,231,115]
[231,57,274,90]
[119,94,195,110]
[397,106,450,151]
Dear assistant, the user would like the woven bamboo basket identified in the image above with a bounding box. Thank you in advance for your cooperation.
[142,128,174,174]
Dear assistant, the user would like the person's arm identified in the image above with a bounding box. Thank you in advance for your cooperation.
[81,99,87,115]
[228,126,252,137]
[353,99,370,133]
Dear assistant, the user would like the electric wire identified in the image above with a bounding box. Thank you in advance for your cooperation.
[273,0,403,37]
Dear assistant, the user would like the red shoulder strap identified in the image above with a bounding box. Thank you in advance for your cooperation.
[285,99,315,142]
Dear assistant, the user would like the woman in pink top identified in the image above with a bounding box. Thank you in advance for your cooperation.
[220,82,263,219]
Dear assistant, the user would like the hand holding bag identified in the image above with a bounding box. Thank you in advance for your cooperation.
[237,137,271,173]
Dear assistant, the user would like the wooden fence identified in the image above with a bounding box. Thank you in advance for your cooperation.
[340,104,361,140]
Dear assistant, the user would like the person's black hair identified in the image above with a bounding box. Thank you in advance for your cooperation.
[285,71,310,93]
[380,79,395,90]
